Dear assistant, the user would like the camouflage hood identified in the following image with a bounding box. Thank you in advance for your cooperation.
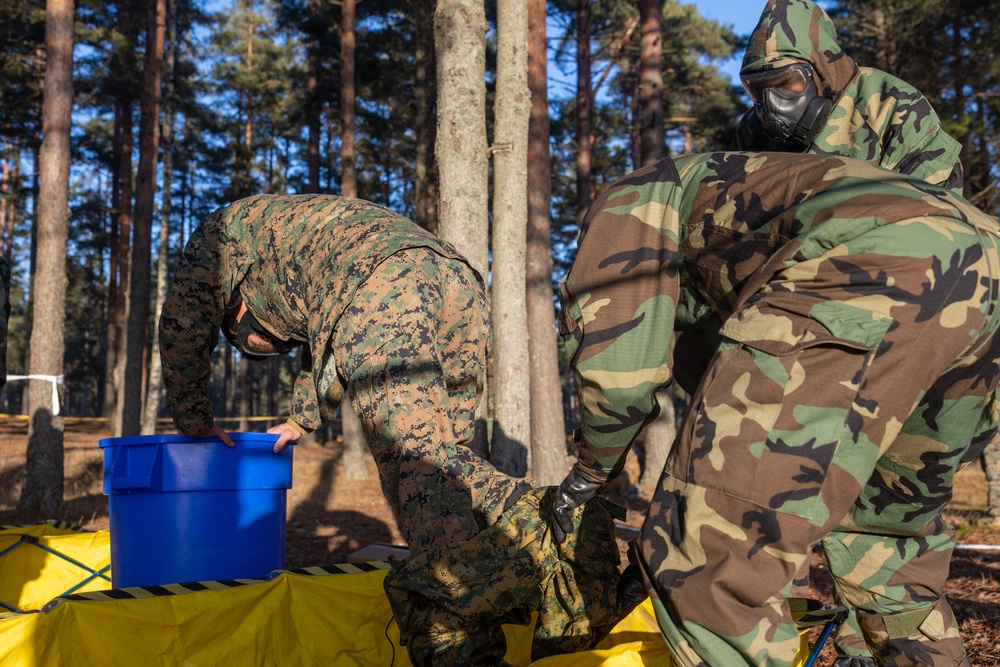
[740,0,858,102]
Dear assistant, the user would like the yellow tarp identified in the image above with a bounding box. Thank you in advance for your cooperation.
[0,565,671,666]
[0,523,112,612]
[0,525,819,666]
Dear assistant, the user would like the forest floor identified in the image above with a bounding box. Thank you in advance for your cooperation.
[0,418,998,665]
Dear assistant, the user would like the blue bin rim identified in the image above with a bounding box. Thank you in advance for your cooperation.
[99,432,280,448]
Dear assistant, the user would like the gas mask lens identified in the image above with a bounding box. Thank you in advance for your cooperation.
[222,308,302,360]
[741,64,812,104]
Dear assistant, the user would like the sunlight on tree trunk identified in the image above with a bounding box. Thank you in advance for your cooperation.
[639,391,674,491]
[490,0,531,477]
[526,0,567,485]
[435,0,489,456]
[20,0,73,513]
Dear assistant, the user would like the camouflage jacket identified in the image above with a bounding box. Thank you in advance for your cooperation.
[559,152,999,481]
[159,194,474,435]
[735,0,963,191]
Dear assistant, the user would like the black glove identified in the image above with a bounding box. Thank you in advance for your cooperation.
[549,465,606,543]
[832,657,876,667]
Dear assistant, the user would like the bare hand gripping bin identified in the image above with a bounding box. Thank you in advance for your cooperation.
[100,433,292,588]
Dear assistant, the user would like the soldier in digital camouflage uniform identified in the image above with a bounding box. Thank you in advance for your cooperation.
[159,194,638,666]
[733,3,972,662]
[735,0,963,194]
[158,194,533,660]
[549,151,1000,667]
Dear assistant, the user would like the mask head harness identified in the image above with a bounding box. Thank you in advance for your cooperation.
[222,290,304,361]
[741,62,832,151]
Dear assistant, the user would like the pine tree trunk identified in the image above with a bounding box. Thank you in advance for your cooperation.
[414,2,436,233]
[489,0,531,477]
[337,0,368,480]
[638,0,664,166]
[638,391,674,490]
[20,0,73,513]
[105,0,135,432]
[340,0,357,199]
[575,0,592,223]
[239,360,250,431]
[120,0,166,436]
[306,0,320,194]
[635,0,673,489]
[435,0,489,456]
[526,0,567,485]
[142,0,177,435]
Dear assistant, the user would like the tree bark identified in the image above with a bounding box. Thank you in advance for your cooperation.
[526,0,567,485]
[435,0,489,456]
[306,0,320,195]
[20,0,73,513]
[636,0,671,488]
[575,0,592,223]
[489,0,531,476]
[119,0,166,436]
[142,0,177,435]
[413,2,437,233]
[638,0,664,166]
[340,0,357,199]
[105,0,136,432]
[337,0,368,480]
[434,0,489,278]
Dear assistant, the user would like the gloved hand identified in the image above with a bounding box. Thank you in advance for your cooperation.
[549,465,606,543]
[832,657,876,667]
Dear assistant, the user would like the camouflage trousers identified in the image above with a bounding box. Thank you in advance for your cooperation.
[639,216,1000,666]
[384,487,644,666]
[332,247,526,552]
[331,248,532,664]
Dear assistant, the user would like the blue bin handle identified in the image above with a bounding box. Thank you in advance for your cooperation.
[109,443,163,491]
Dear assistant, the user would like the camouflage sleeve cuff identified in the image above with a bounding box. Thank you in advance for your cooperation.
[572,458,612,485]
[286,417,312,436]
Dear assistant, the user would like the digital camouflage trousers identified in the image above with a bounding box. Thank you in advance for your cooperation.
[384,487,644,666]
[332,247,526,551]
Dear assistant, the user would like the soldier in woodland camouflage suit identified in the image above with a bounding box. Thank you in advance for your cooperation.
[159,194,638,665]
[734,3,969,661]
[550,152,1000,667]
[735,0,963,194]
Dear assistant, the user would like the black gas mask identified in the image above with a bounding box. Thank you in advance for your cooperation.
[222,291,304,361]
[740,63,832,151]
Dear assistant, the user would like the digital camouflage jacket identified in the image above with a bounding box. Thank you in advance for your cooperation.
[736,0,963,191]
[559,152,999,482]
[159,194,474,435]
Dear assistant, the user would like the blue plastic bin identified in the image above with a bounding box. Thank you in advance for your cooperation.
[100,433,293,588]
